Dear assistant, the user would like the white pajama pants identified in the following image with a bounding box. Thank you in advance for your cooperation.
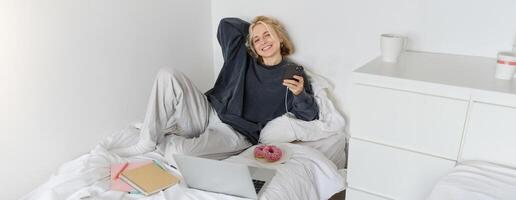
[113,68,251,161]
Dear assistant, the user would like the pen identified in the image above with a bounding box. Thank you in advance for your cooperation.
[114,162,129,179]
[153,160,167,170]
[127,190,141,195]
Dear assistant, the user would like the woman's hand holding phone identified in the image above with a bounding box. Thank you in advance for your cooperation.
[283,75,304,95]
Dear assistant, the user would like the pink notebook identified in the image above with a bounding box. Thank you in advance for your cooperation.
[110,160,153,192]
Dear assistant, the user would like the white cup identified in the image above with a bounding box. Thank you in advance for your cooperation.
[494,51,516,80]
[380,34,407,62]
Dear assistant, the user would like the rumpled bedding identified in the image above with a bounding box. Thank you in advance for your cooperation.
[22,125,346,200]
[426,161,516,200]
[294,132,347,169]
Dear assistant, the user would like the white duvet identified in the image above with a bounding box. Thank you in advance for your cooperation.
[22,125,346,200]
[427,161,516,200]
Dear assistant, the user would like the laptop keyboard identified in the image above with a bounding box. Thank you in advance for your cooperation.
[252,179,266,193]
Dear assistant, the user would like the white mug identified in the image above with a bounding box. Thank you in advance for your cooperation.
[381,34,407,62]
[512,36,516,79]
[494,51,516,80]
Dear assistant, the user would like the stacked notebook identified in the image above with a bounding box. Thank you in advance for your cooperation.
[111,160,179,196]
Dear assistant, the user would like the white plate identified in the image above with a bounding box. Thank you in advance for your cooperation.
[246,144,292,165]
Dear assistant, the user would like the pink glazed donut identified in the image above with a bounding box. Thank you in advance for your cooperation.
[254,145,283,162]
[253,145,267,159]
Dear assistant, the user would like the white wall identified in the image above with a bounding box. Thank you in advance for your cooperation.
[0,0,213,199]
[211,0,516,120]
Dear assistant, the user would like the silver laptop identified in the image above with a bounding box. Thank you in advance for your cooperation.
[173,154,276,199]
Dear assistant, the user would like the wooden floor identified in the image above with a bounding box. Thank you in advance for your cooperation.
[329,190,346,200]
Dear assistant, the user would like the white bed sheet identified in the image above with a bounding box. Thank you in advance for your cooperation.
[22,126,346,200]
[294,132,347,169]
[427,161,516,200]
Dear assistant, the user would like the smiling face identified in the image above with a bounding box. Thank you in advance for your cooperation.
[251,23,282,62]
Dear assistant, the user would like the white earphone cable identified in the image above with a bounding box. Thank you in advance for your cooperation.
[285,87,297,139]
[285,87,289,114]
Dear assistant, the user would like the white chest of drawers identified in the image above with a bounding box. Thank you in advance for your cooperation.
[346,51,516,200]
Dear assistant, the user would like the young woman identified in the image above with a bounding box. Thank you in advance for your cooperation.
[112,16,319,161]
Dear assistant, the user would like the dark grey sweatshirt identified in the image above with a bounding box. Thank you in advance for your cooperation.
[205,17,318,144]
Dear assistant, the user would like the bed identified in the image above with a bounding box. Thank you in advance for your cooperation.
[21,70,347,200]
[21,125,346,200]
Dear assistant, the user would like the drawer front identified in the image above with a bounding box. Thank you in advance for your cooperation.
[347,138,456,200]
[461,102,516,166]
[351,84,468,159]
[347,188,390,200]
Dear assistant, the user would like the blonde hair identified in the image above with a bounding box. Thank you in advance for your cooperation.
[247,16,294,63]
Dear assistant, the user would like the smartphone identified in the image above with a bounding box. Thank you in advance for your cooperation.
[283,64,304,80]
